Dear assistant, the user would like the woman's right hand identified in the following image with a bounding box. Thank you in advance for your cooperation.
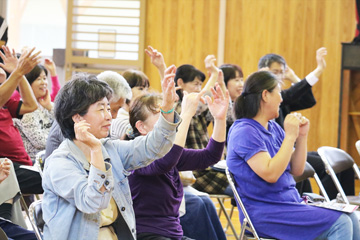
[283,113,300,142]
[161,65,177,111]
[74,120,101,149]
[181,90,206,119]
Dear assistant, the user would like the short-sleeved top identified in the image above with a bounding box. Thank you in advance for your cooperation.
[0,95,32,165]
[226,118,341,240]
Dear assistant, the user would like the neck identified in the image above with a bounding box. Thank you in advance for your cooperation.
[73,139,91,162]
[253,112,269,130]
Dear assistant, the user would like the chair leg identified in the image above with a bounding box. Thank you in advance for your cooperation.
[217,198,239,240]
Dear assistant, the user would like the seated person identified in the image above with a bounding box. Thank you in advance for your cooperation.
[44,70,132,161]
[110,69,149,140]
[258,48,354,199]
[128,82,227,240]
[42,71,180,240]
[227,70,360,239]
[0,159,37,240]
[14,63,56,162]
[0,46,42,195]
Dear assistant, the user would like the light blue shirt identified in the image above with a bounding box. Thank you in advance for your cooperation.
[42,113,180,240]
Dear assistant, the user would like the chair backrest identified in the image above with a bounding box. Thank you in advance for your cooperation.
[225,167,260,240]
[29,200,44,240]
[292,162,330,202]
[317,146,354,174]
[317,146,358,204]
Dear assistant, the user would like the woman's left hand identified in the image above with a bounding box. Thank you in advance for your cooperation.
[161,65,177,111]
[39,89,53,110]
[206,82,229,120]
[294,112,310,137]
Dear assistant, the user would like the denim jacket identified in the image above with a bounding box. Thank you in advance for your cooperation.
[42,113,180,240]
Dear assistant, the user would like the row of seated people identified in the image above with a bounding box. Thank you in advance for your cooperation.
[0,43,357,239]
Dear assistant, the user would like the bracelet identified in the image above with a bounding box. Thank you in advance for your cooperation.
[160,106,175,114]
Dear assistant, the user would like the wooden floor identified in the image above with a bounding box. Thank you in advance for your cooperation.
[213,179,360,240]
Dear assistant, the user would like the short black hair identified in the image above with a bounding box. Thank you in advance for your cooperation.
[25,64,48,86]
[54,73,113,140]
[174,64,205,100]
[258,54,286,69]
[234,71,279,119]
[219,64,244,86]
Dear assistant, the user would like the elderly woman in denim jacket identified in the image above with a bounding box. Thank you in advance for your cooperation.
[42,66,180,240]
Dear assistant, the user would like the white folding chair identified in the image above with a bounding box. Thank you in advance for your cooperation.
[28,200,44,240]
[225,167,275,240]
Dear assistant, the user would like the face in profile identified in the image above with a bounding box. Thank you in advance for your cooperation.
[267,84,283,119]
[110,97,126,119]
[131,86,149,100]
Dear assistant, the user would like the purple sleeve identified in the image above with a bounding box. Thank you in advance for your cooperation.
[132,145,184,176]
[50,75,61,102]
[176,138,225,171]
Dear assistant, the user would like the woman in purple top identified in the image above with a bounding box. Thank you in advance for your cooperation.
[227,70,360,240]
[128,81,228,240]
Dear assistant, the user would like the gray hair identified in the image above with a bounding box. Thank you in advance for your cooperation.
[97,71,132,102]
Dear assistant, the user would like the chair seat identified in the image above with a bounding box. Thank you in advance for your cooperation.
[347,196,360,205]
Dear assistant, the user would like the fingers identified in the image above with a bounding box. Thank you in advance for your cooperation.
[164,64,176,75]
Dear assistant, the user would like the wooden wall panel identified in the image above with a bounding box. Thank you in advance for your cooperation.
[144,0,220,91]
[144,0,356,151]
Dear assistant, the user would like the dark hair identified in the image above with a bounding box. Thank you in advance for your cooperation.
[122,69,150,104]
[219,64,244,86]
[258,54,286,69]
[25,64,48,86]
[174,64,205,100]
[54,73,113,140]
[128,93,162,139]
[234,71,279,119]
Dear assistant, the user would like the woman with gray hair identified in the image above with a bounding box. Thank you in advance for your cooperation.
[42,66,180,240]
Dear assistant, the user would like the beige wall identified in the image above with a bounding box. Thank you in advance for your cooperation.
[144,0,356,151]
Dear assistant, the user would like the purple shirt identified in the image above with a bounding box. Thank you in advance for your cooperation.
[227,118,341,240]
[129,138,224,239]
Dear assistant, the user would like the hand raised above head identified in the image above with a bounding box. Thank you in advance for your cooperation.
[206,82,229,120]
[0,46,18,73]
[44,58,56,75]
[204,54,219,75]
[145,45,166,69]
[161,65,177,111]
[316,47,327,70]
[16,47,42,76]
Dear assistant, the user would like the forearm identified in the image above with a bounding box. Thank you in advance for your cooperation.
[157,64,166,82]
[18,76,37,114]
[50,75,60,101]
[202,69,219,93]
[310,66,324,79]
[290,135,307,176]
[0,70,23,107]
[174,114,192,147]
[211,118,226,142]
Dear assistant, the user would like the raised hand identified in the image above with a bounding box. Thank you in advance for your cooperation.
[204,55,219,76]
[0,46,18,73]
[44,58,57,76]
[0,159,11,183]
[181,90,206,119]
[283,113,301,141]
[161,65,177,111]
[284,66,300,83]
[145,46,166,70]
[316,47,327,70]
[206,82,229,120]
[16,47,41,76]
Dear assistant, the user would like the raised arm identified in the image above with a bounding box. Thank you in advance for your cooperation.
[145,46,166,81]
[308,47,327,80]
[0,46,40,109]
[202,55,220,93]
[247,113,302,183]
[160,65,177,123]
[44,58,60,101]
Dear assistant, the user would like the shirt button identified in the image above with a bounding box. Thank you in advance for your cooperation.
[121,207,125,211]
[132,228,135,233]
[101,174,105,179]
[104,180,109,186]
